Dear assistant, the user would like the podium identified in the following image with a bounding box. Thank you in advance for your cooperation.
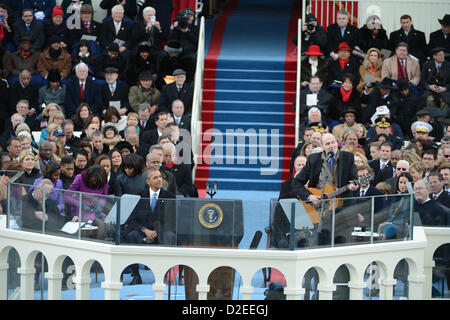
[176,198,244,300]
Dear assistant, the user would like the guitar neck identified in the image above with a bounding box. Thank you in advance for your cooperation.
[327,185,349,199]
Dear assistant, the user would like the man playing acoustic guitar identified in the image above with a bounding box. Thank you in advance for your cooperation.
[293,133,359,204]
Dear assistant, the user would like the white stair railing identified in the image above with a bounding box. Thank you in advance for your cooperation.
[191,16,206,180]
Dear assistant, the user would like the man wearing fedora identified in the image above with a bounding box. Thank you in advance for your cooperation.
[300,45,328,87]
[157,39,195,89]
[298,13,327,56]
[158,68,193,114]
[328,42,360,85]
[100,66,130,114]
[421,47,450,110]
[10,35,40,77]
[67,4,102,50]
[381,42,421,87]
[428,14,450,61]
[96,42,127,80]
[361,77,400,126]
[326,10,360,61]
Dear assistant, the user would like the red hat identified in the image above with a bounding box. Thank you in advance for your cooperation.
[336,42,352,51]
[52,6,64,18]
[305,45,324,56]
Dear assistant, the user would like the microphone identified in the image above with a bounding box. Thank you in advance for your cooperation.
[326,151,334,161]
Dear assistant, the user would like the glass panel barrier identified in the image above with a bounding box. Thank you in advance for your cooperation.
[6,179,418,251]
[284,193,415,250]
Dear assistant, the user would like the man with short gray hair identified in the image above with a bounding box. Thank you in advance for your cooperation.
[158,68,193,114]
[414,179,448,226]
[326,10,360,60]
[99,4,133,53]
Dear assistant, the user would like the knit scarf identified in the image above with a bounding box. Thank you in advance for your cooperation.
[340,86,353,102]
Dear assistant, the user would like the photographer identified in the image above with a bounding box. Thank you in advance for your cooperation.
[295,13,327,56]
[170,8,198,56]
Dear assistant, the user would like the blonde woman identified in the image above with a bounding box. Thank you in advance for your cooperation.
[403,149,421,166]
[409,161,426,182]
[39,111,65,146]
[354,152,369,167]
[38,103,63,130]
[19,150,41,185]
[357,47,383,93]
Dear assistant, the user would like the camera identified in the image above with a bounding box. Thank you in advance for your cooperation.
[366,82,377,88]
[307,22,316,31]
[174,15,189,30]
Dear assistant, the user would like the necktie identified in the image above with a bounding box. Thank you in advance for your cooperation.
[361,190,365,197]
[110,84,115,96]
[151,193,158,211]
[80,83,84,101]
[115,23,120,35]
[328,157,335,172]
[26,24,30,33]
[437,65,441,76]
[381,163,386,170]
[433,194,437,200]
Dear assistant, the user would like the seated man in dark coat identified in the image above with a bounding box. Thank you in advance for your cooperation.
[158,68,193,114]
[123,168,175,284]
[67,4,102,51]
[64,62,102,118]
[326,10,360,61]
[21,178,67,233]
[95,43,127,80]
[414,179,449,226]
[428,15,450,62]
[13,8,44,51]
[421,47,450,110]
[98,4,132,52]
[100,66,129,115]
[8,69,39,117]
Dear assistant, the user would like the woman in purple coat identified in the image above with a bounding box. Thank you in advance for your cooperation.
[31,161,65,214]
[65,165,110,239]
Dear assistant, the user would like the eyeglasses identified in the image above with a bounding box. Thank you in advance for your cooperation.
[444,154,450,158]
[397,167,408,171]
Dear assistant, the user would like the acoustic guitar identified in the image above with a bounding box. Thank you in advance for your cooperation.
[300,173,373,223]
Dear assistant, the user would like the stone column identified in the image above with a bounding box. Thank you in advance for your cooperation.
[45,272,63,300]
[317,283,336,300]
[239,286,254,300]
[407,274,426,300]
[102,281,123,300]
[379,278,396,300]
[196,284,210,300]
[73,276,91,300]
[152,283,166,300]
[284,287,304,300]
[348,281,366,300]
[17,267,35,300]
[0,263,8,300]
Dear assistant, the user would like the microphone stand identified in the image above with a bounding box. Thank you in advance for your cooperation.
[314,151,333,246]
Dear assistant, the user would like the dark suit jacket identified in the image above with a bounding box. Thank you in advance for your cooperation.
[100,81,130,113]
[388,27,427,63]
[99,19,132,50]
[170,163,197,197]
[299,88,333,123]
[8,81,39,116]
[158,82,194,114]
[421,59,450,91]
[13,20,45,50]
[141,128,160,146]
[125,187,176,244]
[327,55,361,85]
[64,78,102,118]
[374,166,395,185]
[293,151,358,201]
[428,29,450,61]
[67,19,102,50]
[369,159,391,179]
[360,87,401,126]
[326,23,360,55]
[352,185,386,229]
[173,114,191,132]
[431,191,450,208]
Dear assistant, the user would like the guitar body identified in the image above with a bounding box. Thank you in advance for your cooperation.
[300,185,344,223]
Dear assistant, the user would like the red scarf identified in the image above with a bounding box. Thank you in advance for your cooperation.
[340,86,353,102]
[164,161,175,168]
[339,57,349,70]
[21,50,31,58]
[0,24,4,41]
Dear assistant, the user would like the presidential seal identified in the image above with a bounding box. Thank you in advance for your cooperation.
[198,203,223,229]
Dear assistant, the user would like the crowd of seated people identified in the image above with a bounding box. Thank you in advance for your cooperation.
[0,2,199,247]
[286,10,450,248]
